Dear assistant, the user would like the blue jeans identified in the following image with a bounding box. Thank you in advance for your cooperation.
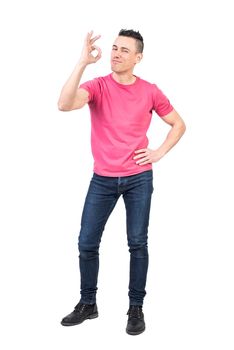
[78,169,154,306]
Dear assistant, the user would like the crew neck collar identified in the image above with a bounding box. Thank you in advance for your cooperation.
[109,73,139,87]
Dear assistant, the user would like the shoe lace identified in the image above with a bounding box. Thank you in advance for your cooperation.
[74,303,87,314]
[127,306,143,319]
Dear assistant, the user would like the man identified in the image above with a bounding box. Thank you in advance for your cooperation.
[58,29,186,335]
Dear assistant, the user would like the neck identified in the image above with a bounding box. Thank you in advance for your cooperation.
[111,71,136,85]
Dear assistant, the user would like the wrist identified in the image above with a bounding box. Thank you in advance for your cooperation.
[77,60,88,69]
[154,147,166,159]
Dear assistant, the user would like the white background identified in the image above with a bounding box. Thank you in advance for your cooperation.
[0,0,233,349]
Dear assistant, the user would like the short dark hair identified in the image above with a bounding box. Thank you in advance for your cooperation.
[118,29,144,53]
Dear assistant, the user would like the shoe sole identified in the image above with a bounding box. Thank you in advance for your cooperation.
[61,312,99,326]
[126,327,145,335]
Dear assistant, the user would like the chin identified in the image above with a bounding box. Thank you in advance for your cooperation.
[111,66,122,73]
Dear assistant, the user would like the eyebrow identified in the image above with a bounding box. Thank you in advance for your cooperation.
[112,44,130,51]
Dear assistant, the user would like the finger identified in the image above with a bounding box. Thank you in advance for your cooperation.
[133,153,146,160]
[138,159,151,165]
[91,46,102,62]
[91,44,101,51]
[91,45,102,55]
[134,149,146,154]
[90,35,101,44]
[136,157,149,164]
[86,30,93,43]
[94,49,102,61]
[139,161,150,165]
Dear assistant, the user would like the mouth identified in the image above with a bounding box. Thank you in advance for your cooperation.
[112,60,122,64]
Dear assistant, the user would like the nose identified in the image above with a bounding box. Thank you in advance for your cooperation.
[113,50,121,58]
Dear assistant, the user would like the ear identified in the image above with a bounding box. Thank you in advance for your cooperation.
[136,53,143,63]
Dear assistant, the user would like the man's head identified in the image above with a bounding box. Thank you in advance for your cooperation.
[111,29,144,74]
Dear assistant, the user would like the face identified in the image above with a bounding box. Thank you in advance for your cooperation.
[111,36,142,73]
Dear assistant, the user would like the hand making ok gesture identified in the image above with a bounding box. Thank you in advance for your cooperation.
[79,30,102,65]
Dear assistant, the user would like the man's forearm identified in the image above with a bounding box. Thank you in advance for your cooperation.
[58,61,87,108]
[133,110,186,165]
[157,122,186,157]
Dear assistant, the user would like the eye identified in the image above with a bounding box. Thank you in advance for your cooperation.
[112,47,117,50]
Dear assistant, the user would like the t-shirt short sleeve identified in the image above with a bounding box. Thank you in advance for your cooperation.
[152,84,174,117]
[79,78,101,104]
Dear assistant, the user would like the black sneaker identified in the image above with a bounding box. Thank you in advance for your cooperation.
[61,302,98,326]
[126,305,145,335]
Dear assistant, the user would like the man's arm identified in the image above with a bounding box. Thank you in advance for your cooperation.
[57,31,101,111]
[133,109,186,165]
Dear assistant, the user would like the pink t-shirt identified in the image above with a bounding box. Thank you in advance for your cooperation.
[80,73,173,177]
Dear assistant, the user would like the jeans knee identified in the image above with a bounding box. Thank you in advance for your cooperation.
[79,245,99,260]
[129,244,148,258]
